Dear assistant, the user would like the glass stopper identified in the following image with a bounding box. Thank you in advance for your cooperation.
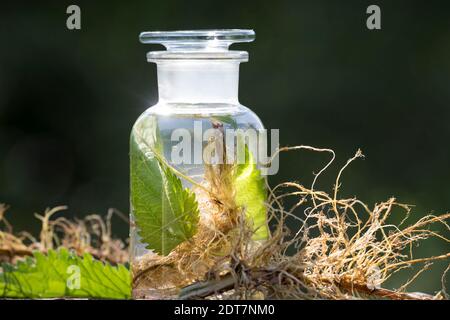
[139,29,255,52]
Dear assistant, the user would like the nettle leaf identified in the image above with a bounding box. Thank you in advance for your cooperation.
[0,249,130,299]
[130,117,199,256]
[234,145,269,240]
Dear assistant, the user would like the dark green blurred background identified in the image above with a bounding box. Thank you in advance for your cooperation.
[0,1,449,293]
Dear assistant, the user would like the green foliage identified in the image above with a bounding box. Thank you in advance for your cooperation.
[0,249,130,299]
[234,146,269,240]
[130,118,199,256]
[209,117,268,240]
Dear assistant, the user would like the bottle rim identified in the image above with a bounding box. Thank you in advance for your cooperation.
[139,29,255,46]
[140,29,254,62]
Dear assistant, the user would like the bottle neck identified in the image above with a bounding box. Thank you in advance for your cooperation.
[156,60,240,104]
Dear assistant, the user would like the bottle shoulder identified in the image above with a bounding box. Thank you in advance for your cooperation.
[133,102,264,130]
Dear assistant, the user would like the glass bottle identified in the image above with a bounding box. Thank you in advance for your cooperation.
[130,30,268,299]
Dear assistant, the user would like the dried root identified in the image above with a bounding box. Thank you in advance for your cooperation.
[132,123,246,296]
[132,159,243,294]
[0,205,128,264]
[0,204,31,262]
[142,146,450,300]
[2,145,449,300]
[181,147,450,300]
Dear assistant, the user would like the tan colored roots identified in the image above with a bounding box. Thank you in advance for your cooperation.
[2,146,449,300]
[132,159,243,293]
[132,123,248,294]
[135,146,450,300]
[0,205,128,264]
